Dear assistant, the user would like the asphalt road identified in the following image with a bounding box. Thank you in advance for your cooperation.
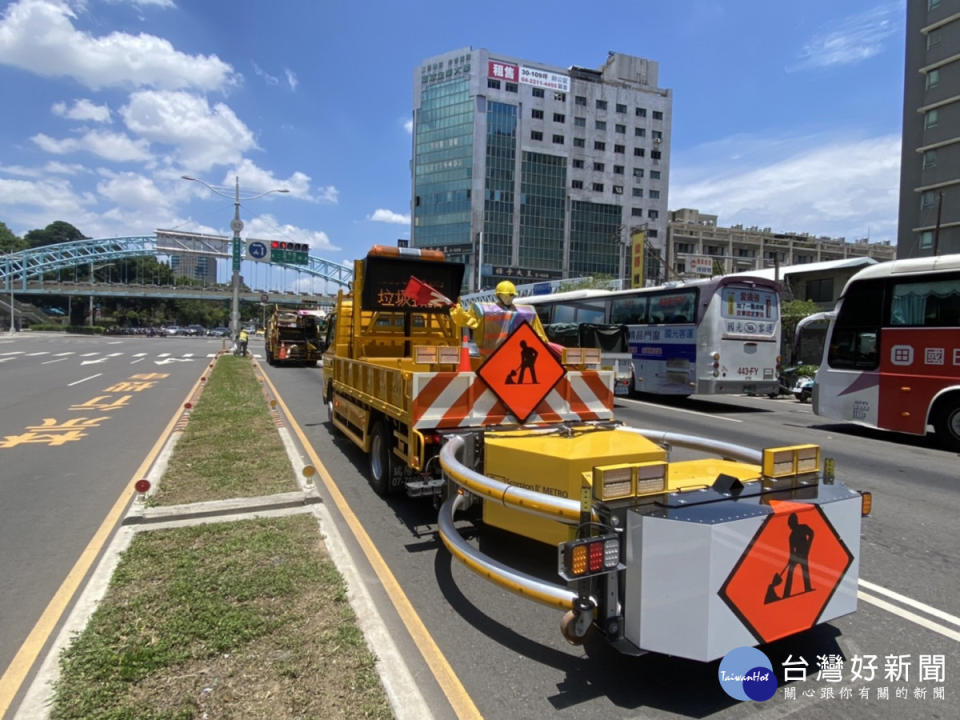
[260,353,959,720]
[0,332,220,679]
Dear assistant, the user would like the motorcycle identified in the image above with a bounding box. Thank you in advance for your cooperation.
[792,375,814,403]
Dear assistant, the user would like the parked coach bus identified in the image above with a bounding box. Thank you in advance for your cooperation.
[813,254,960,449]
[526,275,782,397]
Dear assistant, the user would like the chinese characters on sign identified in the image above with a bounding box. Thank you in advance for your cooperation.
[779,653,946,702]
[487,60,571,92]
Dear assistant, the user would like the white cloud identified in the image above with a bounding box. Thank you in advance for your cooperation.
[121,90,255,171]
[218,158,335,204]
[107,0,177,8]
[670,133,901,243]
[285,68,298,91]
[96,170,172,210]
[245,214,339,252]
[31,129,153,162]
[790,3,902,71]
[368,208,410,225]
[404,118,413,134]
[0,175,96,215]
[0,0,236,90]
[52,98,111,123]
[252,61,279,86]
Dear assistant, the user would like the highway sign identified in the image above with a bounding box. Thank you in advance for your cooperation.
[247,240,268,260]
[268,241,309,265]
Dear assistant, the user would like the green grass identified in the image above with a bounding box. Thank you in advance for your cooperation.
[151,355,297,505]
[51,516,392,720]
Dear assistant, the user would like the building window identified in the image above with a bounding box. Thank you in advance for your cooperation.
[653,111,663,120]
[572,179,584,189]
[920,230,934,248]
[552,134,564,144]
[925,109,938,129]
[647,229,658,238]
[632,207,644,217]
[532,87,545,98]
[615,124,626,134]
[575,95,587,106]
[805,278,833,303]
[634,148,645,157]
[649,189,660,199]
[633,168,644,178]
[592,182,604,192]
[648,209,659,219]
[595,120,607,130]
[635,128,646,137]
[573,137,585,147]
[554,92,566,102]
[594,141,606,151]
[651,150,661,160]
[574,116,586,127]
[554,113,565,123]
[921,190,937,209]
[929,0,942,8]
[613,185,624,195]
[531,130,543,141]
[616,103,627,113]
[650,170,661,179]
[652,130,663,140]
[927,30,941,49]
[487,78,500,89]
[926,69,940,89]
[573,159,585,168]
[677,242,694,254]
[593,162,605,171]
[632,188,643,197]
[532,109,544,119]
[596,99,607,110]
[614,144,625,154]
[636,108,646,118]
[506,82,518,93]
[923,150,937,169]
[613,164,624,174]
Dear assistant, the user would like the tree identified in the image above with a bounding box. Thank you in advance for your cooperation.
[0,221,27,253]
[24,221,86,248]
[781,298,823,366]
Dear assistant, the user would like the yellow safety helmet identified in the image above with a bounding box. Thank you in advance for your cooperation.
[495,280,517,297]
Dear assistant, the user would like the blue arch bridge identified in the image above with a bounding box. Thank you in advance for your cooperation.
[1,230,353,324]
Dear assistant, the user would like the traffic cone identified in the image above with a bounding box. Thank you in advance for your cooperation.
[458,331,472,372]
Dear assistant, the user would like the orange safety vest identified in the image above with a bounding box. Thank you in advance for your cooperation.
[471,303,541,357]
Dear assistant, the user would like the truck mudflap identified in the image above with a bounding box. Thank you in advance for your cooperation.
[438,429,866,662]
[412,369,614,429]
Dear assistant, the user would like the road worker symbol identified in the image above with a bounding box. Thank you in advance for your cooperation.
[718,500,854,644]
[477,322,565,423]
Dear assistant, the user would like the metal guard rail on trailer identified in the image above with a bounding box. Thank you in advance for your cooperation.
[437,426,763,610]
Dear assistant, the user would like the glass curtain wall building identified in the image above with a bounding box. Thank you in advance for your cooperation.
[411,48,672,292]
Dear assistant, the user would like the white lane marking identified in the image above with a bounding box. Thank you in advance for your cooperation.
[67,373,102,387]
[107,341,123,345]
[79,352,99,357]
[132,353,147,357]
[0,351,24,356]
[157,353,170,357]
[80,358,107,366]
[616,396,743,423]
[154,357,194,365]
[858,591,960,642]
[106,352,123,357]
[41,358,69,365]
[206,353,217,357]
[0,357,14,363]
[54,352,74,356]
[859,579,960,628]
[25,352,50,356]
[130,358,145,365]
[182,353,194,358]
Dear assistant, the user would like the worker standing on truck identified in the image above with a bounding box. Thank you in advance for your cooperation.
[450,280,552,357]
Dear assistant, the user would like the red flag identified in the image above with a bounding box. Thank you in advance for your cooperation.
[403,276,453,307]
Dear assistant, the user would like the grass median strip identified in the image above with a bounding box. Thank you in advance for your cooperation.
[151,356,297,506]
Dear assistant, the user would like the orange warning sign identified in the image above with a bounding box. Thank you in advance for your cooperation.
[718,500,854,644]
[475,321,565,423]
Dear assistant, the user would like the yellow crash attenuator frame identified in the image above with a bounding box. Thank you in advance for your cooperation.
[762,444,821,478]
[592,461,668,500]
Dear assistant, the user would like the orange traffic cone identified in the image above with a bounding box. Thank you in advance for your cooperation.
[458,331,472,372]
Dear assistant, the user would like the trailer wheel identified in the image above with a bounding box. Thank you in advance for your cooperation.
[934,401,960,451]
[369,420,395,496]
[560,610,587,645]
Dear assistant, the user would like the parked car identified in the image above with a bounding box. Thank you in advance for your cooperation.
[209,327,229,336]
[185,324,206,336]
[162,325,181,336]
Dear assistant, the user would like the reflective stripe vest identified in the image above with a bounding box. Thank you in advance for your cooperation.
[470,303,541,357]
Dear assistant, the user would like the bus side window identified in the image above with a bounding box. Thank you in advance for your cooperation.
[828,279,883,370]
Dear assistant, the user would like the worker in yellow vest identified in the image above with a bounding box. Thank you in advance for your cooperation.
[450,280,551,358]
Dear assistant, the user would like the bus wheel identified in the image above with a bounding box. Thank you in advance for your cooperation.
[369,420,395,496]
[935,402,960,451]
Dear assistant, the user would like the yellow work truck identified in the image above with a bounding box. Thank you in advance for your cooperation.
[323,245,869,660]
[266,305,325,366]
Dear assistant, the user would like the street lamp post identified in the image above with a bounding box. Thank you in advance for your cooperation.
[182,175,288,340]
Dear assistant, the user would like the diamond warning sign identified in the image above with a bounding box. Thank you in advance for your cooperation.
[475,321,565,424]
[718,500,854,644]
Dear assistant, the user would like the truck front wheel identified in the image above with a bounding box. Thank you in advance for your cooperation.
[369,420,395,496]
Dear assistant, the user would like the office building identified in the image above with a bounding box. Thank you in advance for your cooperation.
[667,208,896,292]
[170,253,216,283]
[412,48,672,291]
[897,0,960,257]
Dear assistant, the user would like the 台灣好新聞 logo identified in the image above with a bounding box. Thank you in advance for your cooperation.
[718,646,778,701]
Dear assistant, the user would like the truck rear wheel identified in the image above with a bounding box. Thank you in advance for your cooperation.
[934,401,960,451]
[369,420,395,496]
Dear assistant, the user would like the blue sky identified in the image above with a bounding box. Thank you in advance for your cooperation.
[0,0,905,289]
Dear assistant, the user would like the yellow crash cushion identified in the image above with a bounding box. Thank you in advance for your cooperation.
[665,459,762,492]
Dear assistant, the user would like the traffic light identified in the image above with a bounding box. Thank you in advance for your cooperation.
[268,240,309,265]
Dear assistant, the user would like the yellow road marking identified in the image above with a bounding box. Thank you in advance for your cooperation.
[0,367,211,717]
[259,367,483,720]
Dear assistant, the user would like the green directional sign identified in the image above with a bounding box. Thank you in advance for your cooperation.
[269,241,309,266]
[232,238,242,271]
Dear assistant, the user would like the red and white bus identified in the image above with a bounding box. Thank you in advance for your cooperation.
[813,254,960,449]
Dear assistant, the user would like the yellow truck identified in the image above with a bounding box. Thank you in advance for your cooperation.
[266,305,326,366]
[323,245,869,660]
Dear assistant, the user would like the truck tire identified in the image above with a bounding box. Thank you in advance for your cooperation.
[934,401,960,451]
[325,389,340,433]
[266,348,274,366]
[369,420,395,497]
